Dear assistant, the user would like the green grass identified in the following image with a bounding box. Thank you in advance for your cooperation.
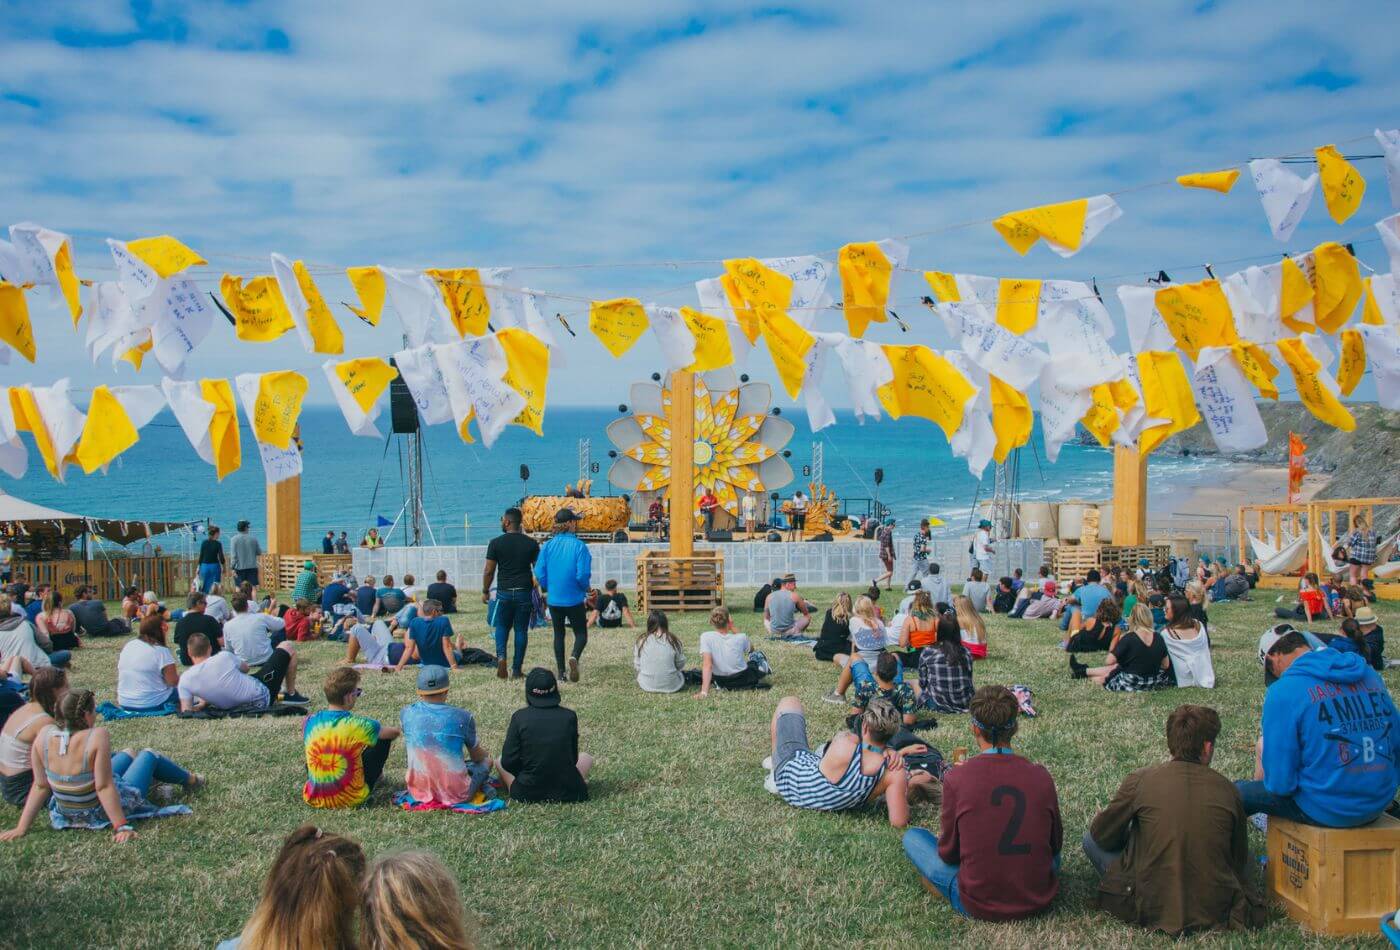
[1,589,1397,949]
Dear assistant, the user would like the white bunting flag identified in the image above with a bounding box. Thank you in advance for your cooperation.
[321,359,396,439]
[645,305,697,372]
[833,336,894,423]
[800,333,840,433]
[1249,159,1317,241]
[0,388,27,479]
[1117,285,1177,353]
[160,379,218,465]
[392,343,454,426]
[943,352,995,478]
[21,379,86,482]
[86,282,141,364]
[1378,213,1400,275]
[1038,357,1095,464]
[1359,323,1400,409]
[1376,129,1400,209]
[1191,347,1268,452]
[149,278,216,376]
[432,336,526,448]
[1038,297,1121,386]
[936,302,1048,391]
[384,268,452,349]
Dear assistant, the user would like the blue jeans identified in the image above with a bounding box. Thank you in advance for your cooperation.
[111,748,189,797]
[121,687,177,712]
[850,657,904,690]
[903,828,968,916]
[46,650,72,669]
[492,589,533,673]
[1232,780,1381,827]
[198,564,221,593]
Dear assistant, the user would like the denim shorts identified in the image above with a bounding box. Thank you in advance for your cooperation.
[774,712,810,773]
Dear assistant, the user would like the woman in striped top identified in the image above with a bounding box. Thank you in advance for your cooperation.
[0,689,202,844]
[769,694,909,827]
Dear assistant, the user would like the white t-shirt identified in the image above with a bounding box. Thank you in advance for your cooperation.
[792,494,808,513]
[178,651,269,710]
[223,612,284,666]
[700,630,751,677]
[204,594,233,624]
[0,546,12,568]
[352,621,393,666]
[741,495,757,520]
[117,639,176,708]
[974,529,993,560]
[402,585,424,603]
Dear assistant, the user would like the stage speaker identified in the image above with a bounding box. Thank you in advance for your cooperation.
[807,531,833,542]
[706,529,733,542]
[387,367,420,434]
[766,531,782,542]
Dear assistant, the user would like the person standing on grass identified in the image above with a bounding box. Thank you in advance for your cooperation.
[1084,704,1264,935]
[483,506,541,681]
[399,666,493,809]
[229,521,261,588]
[874,517,896,589]
[698,605,771,696]
[197,525,225,594]
[763,574,810,637]
[770,694,909,827]
[303,667,400,809]
[498,668,592,803]
[903,685,1061,921]
[910,519,932,583]
[536,508,592,684]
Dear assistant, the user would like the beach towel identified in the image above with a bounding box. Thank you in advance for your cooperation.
[766,634,816,646]
[98,701,178,721]
[393,789,507,815]
[177,703,304,719]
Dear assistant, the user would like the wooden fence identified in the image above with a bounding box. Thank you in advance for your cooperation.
[12,556,195,601]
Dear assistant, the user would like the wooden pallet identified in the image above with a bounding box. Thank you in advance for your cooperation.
[1051,544,1102,579]
[1101,544,1171,570]
[636,550,724,613]
[258,553,354,595]
[1052,543,1172,580]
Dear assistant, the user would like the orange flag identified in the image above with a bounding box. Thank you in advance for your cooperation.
[1287,432,1307,503]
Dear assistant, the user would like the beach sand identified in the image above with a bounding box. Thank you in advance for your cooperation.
[1159,462,1329,517]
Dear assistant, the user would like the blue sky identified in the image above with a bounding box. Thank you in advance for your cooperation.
[3,0,1399,405]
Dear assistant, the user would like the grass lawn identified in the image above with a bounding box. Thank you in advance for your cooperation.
[1,587,1396,949]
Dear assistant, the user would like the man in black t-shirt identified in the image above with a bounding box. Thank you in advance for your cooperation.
[589,579,635,629]
[174,592,224,666]
[426,570,458,614]
[483,507,541,679]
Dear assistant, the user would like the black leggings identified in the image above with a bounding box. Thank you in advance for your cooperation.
[362,738,394,789]
[552,604,589,671]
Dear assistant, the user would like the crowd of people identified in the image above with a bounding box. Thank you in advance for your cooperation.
[0,511,1397,943]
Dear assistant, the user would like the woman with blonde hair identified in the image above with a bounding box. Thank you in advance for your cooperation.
[35,590,79,652]
[221,824,365,949]
[813,591,853,664]
[953,594,988,660]
[1071,602,1172,691]
[824,595,890,704]
[362,850,475,950]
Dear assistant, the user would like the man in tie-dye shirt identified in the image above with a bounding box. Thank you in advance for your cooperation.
[400,665,493,807]
[303,667,400,808]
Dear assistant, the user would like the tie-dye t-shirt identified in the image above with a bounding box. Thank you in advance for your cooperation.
[303,709,382,808]
[401,701,477,806]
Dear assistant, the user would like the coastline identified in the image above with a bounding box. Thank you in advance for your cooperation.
[1159,462,1330,520]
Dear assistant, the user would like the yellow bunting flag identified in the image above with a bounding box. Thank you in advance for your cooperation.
[118,337,153,371]
[723,257,795,345]
[290,261,345,355]
[53,240,81,326]
[680,307,734,371]
[1276,337,1355,431]
[1337,329,1366,396]
[759,309,814,399]
[995,278,1042,335]
[1136,351,1201,455]
[345,266,386,325]
[876,344,977,440]
[989,375,1032,461]
[73,386,139,475]
[248,371,308,450]
[994,199,1087,255]
[1234,342,1280,400]
[124,235,206,278]
[8,388,61,478]
[335,358,398,415]
[1176,169,1241,193]
[1310,242,1361,333]
[923,271,961,303]
[1315,144,1365,224]
[1362,277,1387,327]
[1280,257,1316,334]
[425,268,491,338]
[837,242,894,338]
[220,275,296,342]
[1081,383,1121,447]
[589,297,649,358]
[497,327,550,436]
[719,273,761,344]
[0,282,36,362]
[1152,279,1239,360]
[201,379,242,481]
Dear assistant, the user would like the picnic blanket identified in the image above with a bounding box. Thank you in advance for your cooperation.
[393,789,507,815]
[177,703,305,720]
[98,701,178,720]
[766,634,817,646]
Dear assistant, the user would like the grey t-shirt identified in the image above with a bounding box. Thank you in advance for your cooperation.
[765,589,799,633]
[230,533,262,571]
[962,581,991,612]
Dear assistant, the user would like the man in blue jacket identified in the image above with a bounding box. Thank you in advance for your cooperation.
[1238,630,1400,828]
[536,508,593,684]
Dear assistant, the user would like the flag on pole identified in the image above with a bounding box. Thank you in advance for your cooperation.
[1287,432,1308,503]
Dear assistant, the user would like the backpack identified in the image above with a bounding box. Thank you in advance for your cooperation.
[601,597,623,622]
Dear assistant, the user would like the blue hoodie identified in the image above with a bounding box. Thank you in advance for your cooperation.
[1262,648,1400,827]
[535,532,592,608]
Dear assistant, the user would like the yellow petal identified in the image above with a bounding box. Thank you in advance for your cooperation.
[1176,169,1241,193]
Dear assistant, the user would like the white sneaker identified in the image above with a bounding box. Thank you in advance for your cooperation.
[1250,814,1268,833]
[761,756,773,771]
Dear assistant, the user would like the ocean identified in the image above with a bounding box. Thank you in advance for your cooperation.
[0,406,1231,550]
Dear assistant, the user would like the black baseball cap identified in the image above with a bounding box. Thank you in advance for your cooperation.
[525,667,561,707]
[554,508,581,524]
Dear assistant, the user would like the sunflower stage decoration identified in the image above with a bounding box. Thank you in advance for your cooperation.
[606,368,795,529]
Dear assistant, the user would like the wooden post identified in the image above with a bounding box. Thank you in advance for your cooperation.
[1111,445,1148,546]
[267,476,301,556]
[668,370,695,559]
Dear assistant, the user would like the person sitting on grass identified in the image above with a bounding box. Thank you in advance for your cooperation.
[173,592,223,666]
[1161,597,1215,688]
[1148,592,1167,630]
[1018,579,1062,620]
[303,667,401,809]
[896,590,939,669]
[71,586,129,639]
[0,688,203,843]
[1238,631,1400,828]
[373,575,408,618]
[0,594,71,671]
[399,666,494,809]
[589,578,636,629]
[393,599,460,674]
[116,614,179,711]
[635,610,687,694]
[1071,604,1171,691]
[849,651,918,729]
[1063,599,1120,654]
[220,824,366,950]
[953,594,988,659]
[220,597,308,704]
[178,632,303,713]
[290,560,320,605]
[361,850,476,950]
[824,594,888,704]
[770,694,909,827]
[1184,581,1210,628]
[763,574,811,637]
[698,605,771,697]
[961,568,991,614]
[918,613,976,714]
[903,685,1061,921]
[991,577,1016,614]
[1350,606,1385,670]
[35,590,79,653]
[1083,703,1263,936]
[282,598,317,642]
[0,667,67,806]
[498,668,592,804]
[813,592,854,665]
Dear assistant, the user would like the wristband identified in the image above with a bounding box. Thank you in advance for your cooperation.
[116,824,136,833]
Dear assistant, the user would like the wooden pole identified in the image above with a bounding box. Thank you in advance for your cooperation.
[668,370,695,559]
[1111,445,1148,546]
[266,475,302,556]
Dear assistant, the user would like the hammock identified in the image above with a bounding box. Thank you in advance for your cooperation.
[1257,532,1308,575]
[1317,529,1347,574]
[1374,529,1400,579]
[1245,530,1277,562]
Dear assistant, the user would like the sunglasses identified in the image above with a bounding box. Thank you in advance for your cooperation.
[351,688,363,698]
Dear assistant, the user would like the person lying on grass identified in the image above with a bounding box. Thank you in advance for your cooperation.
[0,688,203,843]
[697,605,771,697]
[769,694,909,828]
[1070,604,1172,691]
[903,685,1061,921]
[178,632,305,713]
[848,651,918,729]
